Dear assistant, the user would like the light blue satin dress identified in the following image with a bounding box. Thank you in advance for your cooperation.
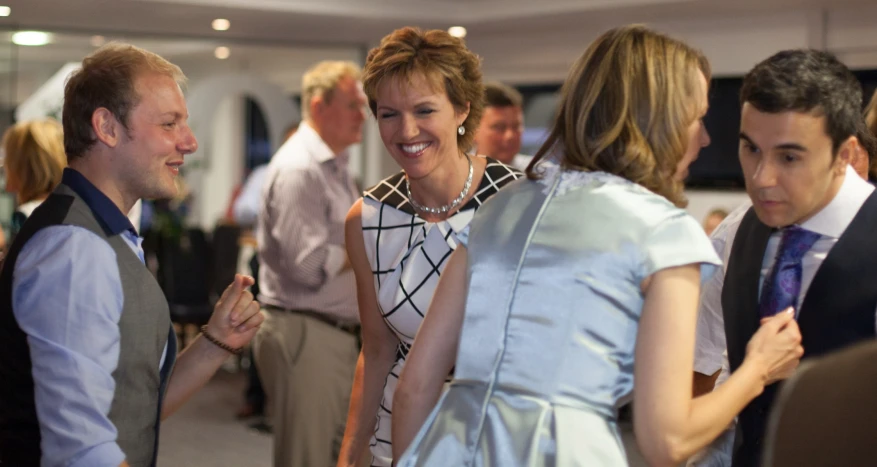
[398,164,721,466]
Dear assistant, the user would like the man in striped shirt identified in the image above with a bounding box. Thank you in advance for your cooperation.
[253,61,365,467]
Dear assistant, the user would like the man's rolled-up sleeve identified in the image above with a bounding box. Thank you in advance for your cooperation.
[12,226,127,467]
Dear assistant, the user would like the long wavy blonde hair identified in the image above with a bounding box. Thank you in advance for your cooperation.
[528,24,710,207]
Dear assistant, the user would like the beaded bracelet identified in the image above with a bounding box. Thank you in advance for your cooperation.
[200,325,244,355]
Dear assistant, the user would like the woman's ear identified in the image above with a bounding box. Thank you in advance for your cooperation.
[456,102,471,127]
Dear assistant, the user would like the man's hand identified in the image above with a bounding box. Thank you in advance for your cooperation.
[204,274,264,350]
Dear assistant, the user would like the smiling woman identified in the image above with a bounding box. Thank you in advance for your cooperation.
[336,26,522,467]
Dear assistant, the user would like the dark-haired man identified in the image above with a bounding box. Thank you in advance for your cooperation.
[693,49,877,466]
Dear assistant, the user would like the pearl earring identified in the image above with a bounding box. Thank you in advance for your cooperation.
[457,125,465,136]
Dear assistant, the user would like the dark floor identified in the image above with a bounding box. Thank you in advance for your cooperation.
[157,370,648,466]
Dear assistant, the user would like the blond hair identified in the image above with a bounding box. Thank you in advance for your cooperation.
[64,42,186,159]
[362,27,484,153]
[3,118,66,204]
[301,61,361,120]
[528,24,710,207]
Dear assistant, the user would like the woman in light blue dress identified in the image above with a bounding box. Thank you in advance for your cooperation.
[391,25,805,467]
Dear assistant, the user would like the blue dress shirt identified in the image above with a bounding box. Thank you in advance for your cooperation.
[12,168,164,467]
[232,164,269,226]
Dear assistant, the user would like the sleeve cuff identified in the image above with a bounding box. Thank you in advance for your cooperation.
[693,342,725,376]
[693,358,723,377]
[68,441,126,467]
[323,244,347,279]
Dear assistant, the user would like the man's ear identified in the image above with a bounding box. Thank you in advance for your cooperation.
[846,137,871,180]
[309,94,324,122]
[92,108,123,148]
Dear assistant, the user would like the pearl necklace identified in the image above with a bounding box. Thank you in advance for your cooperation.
[406,155,474,215]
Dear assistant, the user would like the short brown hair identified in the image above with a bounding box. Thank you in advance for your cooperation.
[363,27,484,153]
[3,118,66,204]
[484,81,523,109]
[63,42,186,160]
[301,61,361,120]
[528,24,710,207]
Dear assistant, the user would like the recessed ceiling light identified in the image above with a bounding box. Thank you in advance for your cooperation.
[90,35,106,47]
[0,6,11,17]
[12,31,51,46]
[214,46,230,60]
[448,26,467,38]
[212,18,230,31]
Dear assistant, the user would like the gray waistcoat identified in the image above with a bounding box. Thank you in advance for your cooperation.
[0,183,177,467]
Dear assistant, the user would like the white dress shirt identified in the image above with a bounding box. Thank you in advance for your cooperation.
[695,164,876,378]
[688,165,875,466]
[256,122,359,323]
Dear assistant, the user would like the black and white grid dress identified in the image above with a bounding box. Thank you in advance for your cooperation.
[360,158,521,466]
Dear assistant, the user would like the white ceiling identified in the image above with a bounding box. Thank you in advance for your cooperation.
[0,0,875,106]
[2,0,873,46]
[128,0,703,23]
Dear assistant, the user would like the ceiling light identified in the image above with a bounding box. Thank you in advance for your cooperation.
[12,31,51,46]
[448,26,467,38]
[0,6,11,17]
[214,46,230,60]
[212,18,230,31]
[90,35,106,47]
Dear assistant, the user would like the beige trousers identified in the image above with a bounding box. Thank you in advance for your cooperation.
[253,309,358,467]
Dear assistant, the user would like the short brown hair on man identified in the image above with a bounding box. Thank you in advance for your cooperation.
[300,61,361,120]
[362,27,484,153]
[484,81,523,109]
[63,42,186,160]
[3,118,66,204]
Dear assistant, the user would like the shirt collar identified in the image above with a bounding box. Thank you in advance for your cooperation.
[298,121,349,168]
[62,168,136,236]
[799,164,875,238]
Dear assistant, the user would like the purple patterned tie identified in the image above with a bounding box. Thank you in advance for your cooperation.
[758,226,821,318]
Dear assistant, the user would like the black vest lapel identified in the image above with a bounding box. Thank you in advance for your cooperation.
[723,207,774,373]
[722,207,775,466]
[797,190,877,356]
[722,192,877,466]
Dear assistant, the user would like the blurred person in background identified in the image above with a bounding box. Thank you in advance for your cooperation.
[2,118,66,240]
[233,122,300,227]
[703,208,729,237]
[253,60,365,467]
[233,121,299,426]
[860,89,877,181]
[472,81,531,170]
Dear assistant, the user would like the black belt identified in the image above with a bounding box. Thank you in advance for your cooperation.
[264,305,360,336]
